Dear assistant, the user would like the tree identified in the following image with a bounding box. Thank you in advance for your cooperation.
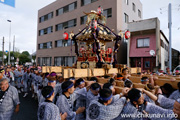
[32,55,36,63]
[13,51,21,59]
[19,54,31,64]
[22,51,30,56]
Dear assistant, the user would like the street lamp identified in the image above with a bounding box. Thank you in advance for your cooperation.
[7,20,11,65]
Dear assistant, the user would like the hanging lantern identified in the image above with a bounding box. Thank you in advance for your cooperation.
[125,30,131,39]
[63,32,69,40]
[97,6,103,15]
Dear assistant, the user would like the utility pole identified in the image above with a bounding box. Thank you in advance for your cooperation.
[13,35,15,65]
[13,36,15,53]
[2,37,4,65]
[7,20,12,65]
[168,3,172,72]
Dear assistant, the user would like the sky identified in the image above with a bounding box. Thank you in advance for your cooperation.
[140,0,180,51]
[0,0,180,54]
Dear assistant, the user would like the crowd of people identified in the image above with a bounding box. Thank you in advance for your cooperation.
[0,65,180,120]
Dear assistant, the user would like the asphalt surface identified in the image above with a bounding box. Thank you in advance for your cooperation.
[12,92,38,120]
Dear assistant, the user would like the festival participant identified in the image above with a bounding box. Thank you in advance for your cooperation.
[141,76,149,85]
[115,88,174,120]
[104,75,110,79]
[108,78,116,86]
[86,83,101,108]
[124,79,133,88]
[169,82,180,100]
[56,81,86,120]
[87,88,128,120]
[103,83,115,95]
[89,77,98,82]
[122,68,131,81]
[115,73,123,81]
[9,67,15,85]
[0,78,20,120]
[143,83,155,104]
[68,77,76,84]
[22,69,30,97]
[42,72,49,87]
[38,78,57,104]
[14,67,24,93]
[34,71,43,100]
[166,68,172,75]
[160,83,175,98]
[147,70,151,75]
[0,69,10,82]
[30,68,36,98]
[37,86,67,120]
[74,78,86,120]
[55,75,64,97]
[5,67,11,82]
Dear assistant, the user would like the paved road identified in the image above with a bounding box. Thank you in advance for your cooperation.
[12,92,38,120]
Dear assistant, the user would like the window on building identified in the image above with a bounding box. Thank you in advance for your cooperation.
[54,56,76,66]
[81,0,98,6]
[47,42,52,48]
[125,0,129,5]
[48,12,53,19]
[39,12,53,23]
[124,13,129,23]
[68,19,76,28]
[103,8,112,18]
[39,57,51,66]
[38,42,52,49]
[47,27,53,34]
[137,38,150,48]
[63,5,69,13]
[43,43,47,49]
[38,43,43,49]
[56,23,63,31]
[39,26,53,36]
[39,16,44,23]
[161,40,164,48]
[165,44,168,51]
[63,21,68,29]
[56,19,77,31]
[69,2,77,11]
[62,40,68,47]
[56,8,63,16]
[132,3,136,12]
[67,39,72,46]
[56,1,77,16]
[55,40,63,47]
[138,9,141,18]
[80,15,87,25]
[39,30,44,36]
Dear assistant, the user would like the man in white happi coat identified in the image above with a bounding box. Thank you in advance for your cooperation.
[0,78,20,120]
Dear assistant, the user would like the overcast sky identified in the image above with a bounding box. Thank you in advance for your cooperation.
[0,0,180,54]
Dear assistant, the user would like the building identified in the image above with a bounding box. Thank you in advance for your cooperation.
[172,48,180,70]
[128,18,169,72]
[36,0,142,66]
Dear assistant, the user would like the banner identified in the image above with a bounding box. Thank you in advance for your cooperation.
[0,0,15,7]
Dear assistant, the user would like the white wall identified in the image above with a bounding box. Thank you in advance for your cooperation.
[160,33,169,72]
